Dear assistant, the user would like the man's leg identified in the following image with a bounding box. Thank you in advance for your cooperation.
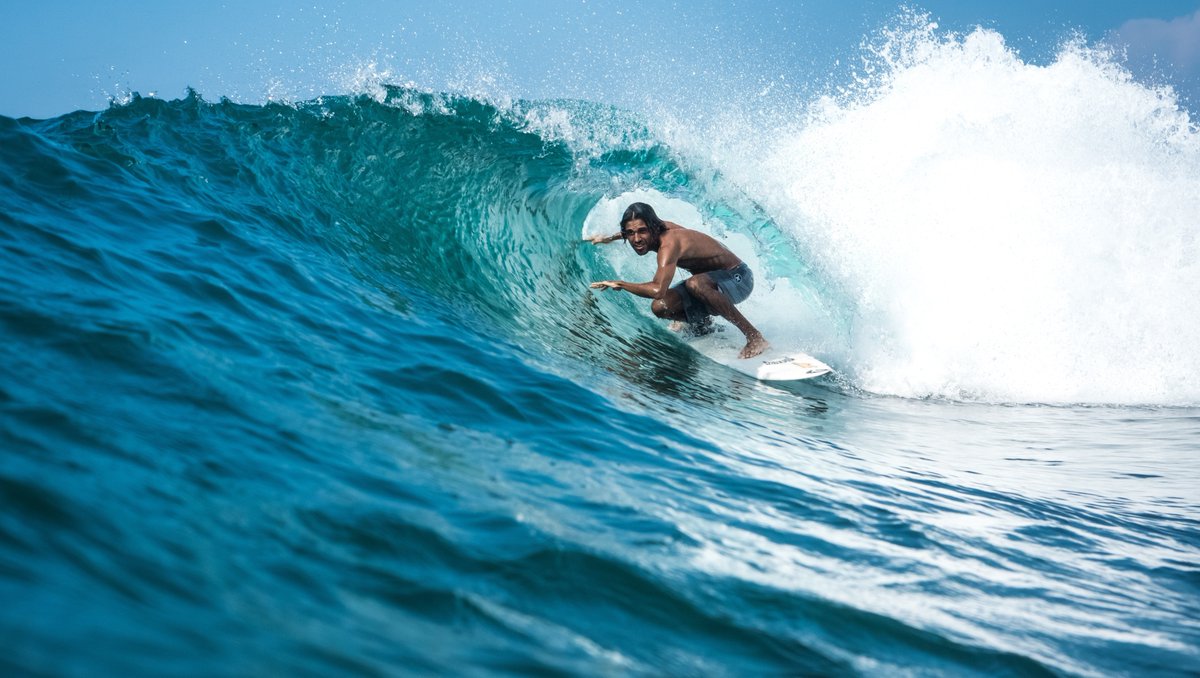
[653,289,715,336]
[651,289,688,321]
[684,274,769,358]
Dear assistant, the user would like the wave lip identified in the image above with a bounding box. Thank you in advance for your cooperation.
[733,18,1200,406]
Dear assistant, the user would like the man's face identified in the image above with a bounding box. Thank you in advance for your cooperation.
[622,219,655,256]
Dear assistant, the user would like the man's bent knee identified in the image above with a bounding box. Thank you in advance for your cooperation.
[651,299,671,318]
[684,274,715,296]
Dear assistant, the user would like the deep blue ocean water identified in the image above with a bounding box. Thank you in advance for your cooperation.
[3,31,1199,676]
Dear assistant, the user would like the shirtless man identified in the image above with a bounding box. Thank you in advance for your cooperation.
[588,202,769,359]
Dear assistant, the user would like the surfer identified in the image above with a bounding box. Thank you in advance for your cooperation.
[588,202,769,359]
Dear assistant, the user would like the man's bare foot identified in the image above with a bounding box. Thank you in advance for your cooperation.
[738,335,769,359]
[668,321,686,332]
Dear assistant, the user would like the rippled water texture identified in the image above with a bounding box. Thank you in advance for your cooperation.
[2,36,1198,676]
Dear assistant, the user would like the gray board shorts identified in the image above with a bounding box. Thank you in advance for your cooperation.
[671,262,754,325]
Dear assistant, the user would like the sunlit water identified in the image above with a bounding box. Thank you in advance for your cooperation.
[2,19,1197,676]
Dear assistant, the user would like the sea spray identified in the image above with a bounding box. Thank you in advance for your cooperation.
[707,17,1200,405]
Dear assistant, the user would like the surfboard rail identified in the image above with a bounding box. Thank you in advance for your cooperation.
[755,353,833,381]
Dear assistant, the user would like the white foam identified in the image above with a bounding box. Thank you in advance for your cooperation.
[681,18,1200,405]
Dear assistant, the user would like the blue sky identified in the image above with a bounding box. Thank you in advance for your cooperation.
[3,1,1199,119]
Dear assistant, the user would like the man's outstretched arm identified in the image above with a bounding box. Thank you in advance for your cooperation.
[584,232,622,245]
[590,248,678,299]
[589,278,661,298]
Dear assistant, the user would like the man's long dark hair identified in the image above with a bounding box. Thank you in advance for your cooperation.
[620,202,667,239]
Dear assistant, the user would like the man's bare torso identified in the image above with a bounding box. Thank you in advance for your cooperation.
[660,222,741,274]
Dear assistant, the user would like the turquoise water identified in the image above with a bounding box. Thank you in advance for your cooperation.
[3,33,1199,676]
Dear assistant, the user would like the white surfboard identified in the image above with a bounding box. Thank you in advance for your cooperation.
[685,332,833,382]
[713,348,833,381]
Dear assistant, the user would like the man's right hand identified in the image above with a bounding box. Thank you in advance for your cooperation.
[585,233,618,245]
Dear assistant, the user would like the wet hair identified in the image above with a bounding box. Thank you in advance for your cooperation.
[620,202,667,239]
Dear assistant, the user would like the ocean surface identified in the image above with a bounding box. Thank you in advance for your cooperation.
[2,25,1199,677]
